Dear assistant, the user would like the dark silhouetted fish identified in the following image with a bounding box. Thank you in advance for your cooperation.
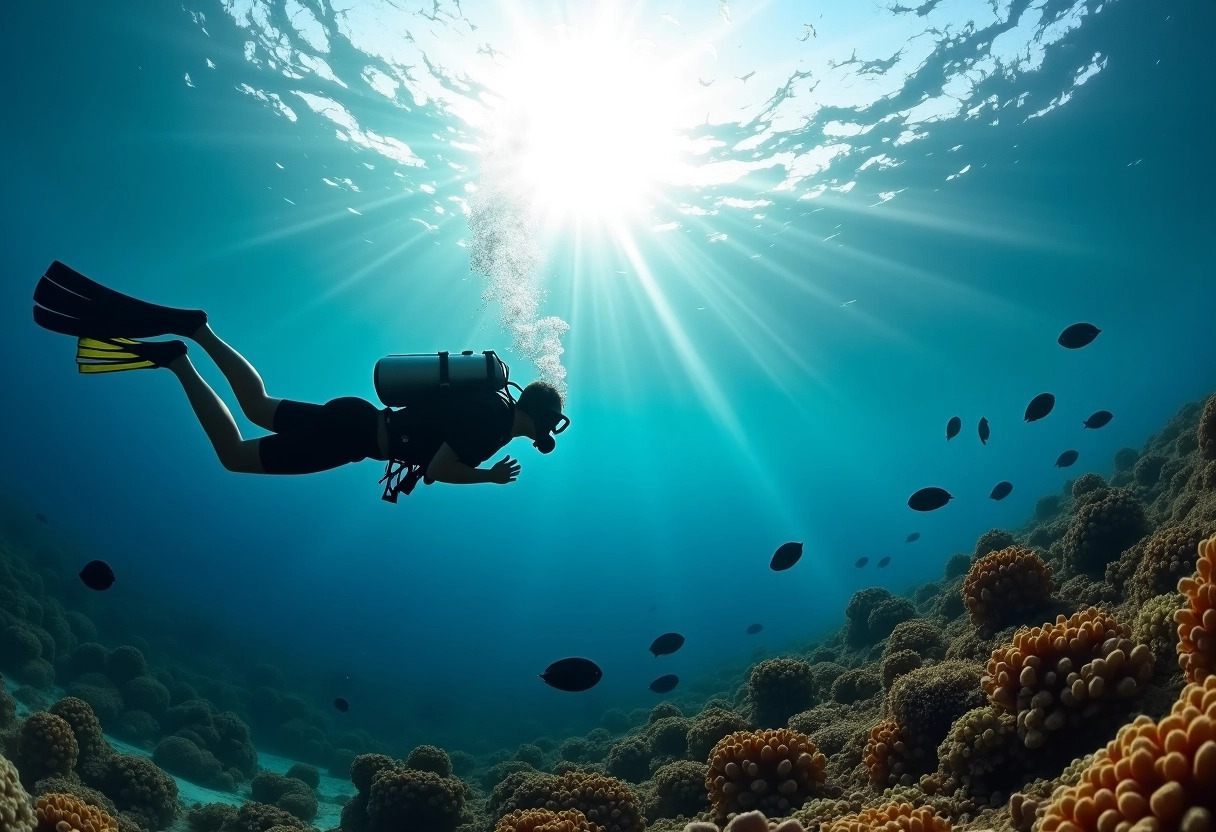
[946,416,961,440]
[909,487,953,511]
[855,557,869,568]
[649,674,680,694]
[1083,411,1113,429]
[333,698,349,712]
[978,417,990,445]
[877,556,891,568]
[1056,450,1079,468]
[905,532,920,543]
[649,633,685,657]
[36,513,48,524]
[1024,393,1056,422]
[78,560,115,591]
[770,541,803,571]
[746,623,763,635]
[540,657,603,692]
[1058,323,1101,349]
[990,481,1013,501]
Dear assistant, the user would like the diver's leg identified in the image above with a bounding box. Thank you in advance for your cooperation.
[188,323,282,430]
[167,354,266,473]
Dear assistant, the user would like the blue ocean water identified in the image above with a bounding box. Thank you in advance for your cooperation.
[0,0,1213,760]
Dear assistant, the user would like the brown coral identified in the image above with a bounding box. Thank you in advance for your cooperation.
[48,698,108,765]
[1176,531,1216,683]
[1062,488,1148,576]
[746,659,816,727]
[495,808,596,832]
[16,713,79,787]
[962,546,1054,630]
[367,767,465,832]
[886,662,986,777]
[493,770,643,832]
[687,707,748,762]
[820,803,951,832]
[705,728,826,821]
[983,608,1154,749]
[34,793,118,832]
[936,706,1023,797]
[862,720,913,787]
[1039,675,1216,832]
[975,530,1016,559]
[1,751,36,832]
[1124,525,1212,604]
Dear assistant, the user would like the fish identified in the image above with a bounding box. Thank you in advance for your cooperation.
[649,633,686,657]
[770,541,803,571]
[1083,410,1113,429]
[746,623,764,635]
[990,481,1013,501]
[1056,450,1080,468]
[738,71,755,82]
[649,674,680,694]
[78,560,115,591]
[946,416,961,440]
[978,417,990,445]
[539,657,603,692]
[1024,393,1056,422]
[36,513,48,524]
[1058,323,1101,349]
[908,487,953,512]
[905,532,920,543]
[855,557,869,568]
[877,556,891,568]
[333,698,350,712]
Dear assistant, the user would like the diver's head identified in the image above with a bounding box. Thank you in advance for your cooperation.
[515,381,569,453]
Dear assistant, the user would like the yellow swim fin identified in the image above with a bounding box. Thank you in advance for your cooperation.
[76,337,186,374]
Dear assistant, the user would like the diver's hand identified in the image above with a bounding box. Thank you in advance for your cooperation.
[489,455,521,484]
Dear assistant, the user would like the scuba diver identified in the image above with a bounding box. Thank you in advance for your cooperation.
[32,260,569,502]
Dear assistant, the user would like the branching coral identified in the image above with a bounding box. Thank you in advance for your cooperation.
[1063,488,1148,576]
[984,608,1154,749]
[16,713,79,787]
[1176,531,1216,683]
[35,793,118,832]
[820,804,951,832]
[705,728,826,821]
[746,659,816,727]
[1,751,36,832]
[367,767,465,832]
[962,547,1054,630]
[495,808,597,832]
[1039,675,1216,832]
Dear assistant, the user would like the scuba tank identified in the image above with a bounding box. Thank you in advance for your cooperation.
[374,350,510,406]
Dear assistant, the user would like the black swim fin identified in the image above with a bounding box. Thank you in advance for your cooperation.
[33,261,206,339]
[75,337,187,374]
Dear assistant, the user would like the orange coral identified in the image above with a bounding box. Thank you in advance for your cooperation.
[821,803,951,832]
[1039,675,1216,832]
[35,793,118,832]
[494,808,597,832]
[1176,531,1216,683]
[706,728,827,821]
[962,546,1054,629]
[983,608,1154,749]
[863,720,913,787]
[493,771,643,832]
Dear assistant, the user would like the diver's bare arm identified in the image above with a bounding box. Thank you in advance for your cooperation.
[427,443,498,485]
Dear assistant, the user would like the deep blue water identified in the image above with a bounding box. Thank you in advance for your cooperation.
[1,0,1213,754]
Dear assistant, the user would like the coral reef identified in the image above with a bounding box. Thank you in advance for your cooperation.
[962,547,1054,631]
[1200,395,1216,460]
[496,808,597,832]
[1,751,36,832]
[687,707,749,761]
[885,662,985,780]
[983,608,1154,749]
[35,792,118,832]
[746,659,817,727]
[648,760,709,820]
[1039,675,1216,832]
[1062,488,1148,576]
[15,712,78,787]
[974,530,1016,559]
[1177,531,1216,683]
[404,744,452,777]
[705,728,827,821]
[490,769,644,832]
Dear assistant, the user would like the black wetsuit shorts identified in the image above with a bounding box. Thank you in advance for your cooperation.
[258,397,385,475]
